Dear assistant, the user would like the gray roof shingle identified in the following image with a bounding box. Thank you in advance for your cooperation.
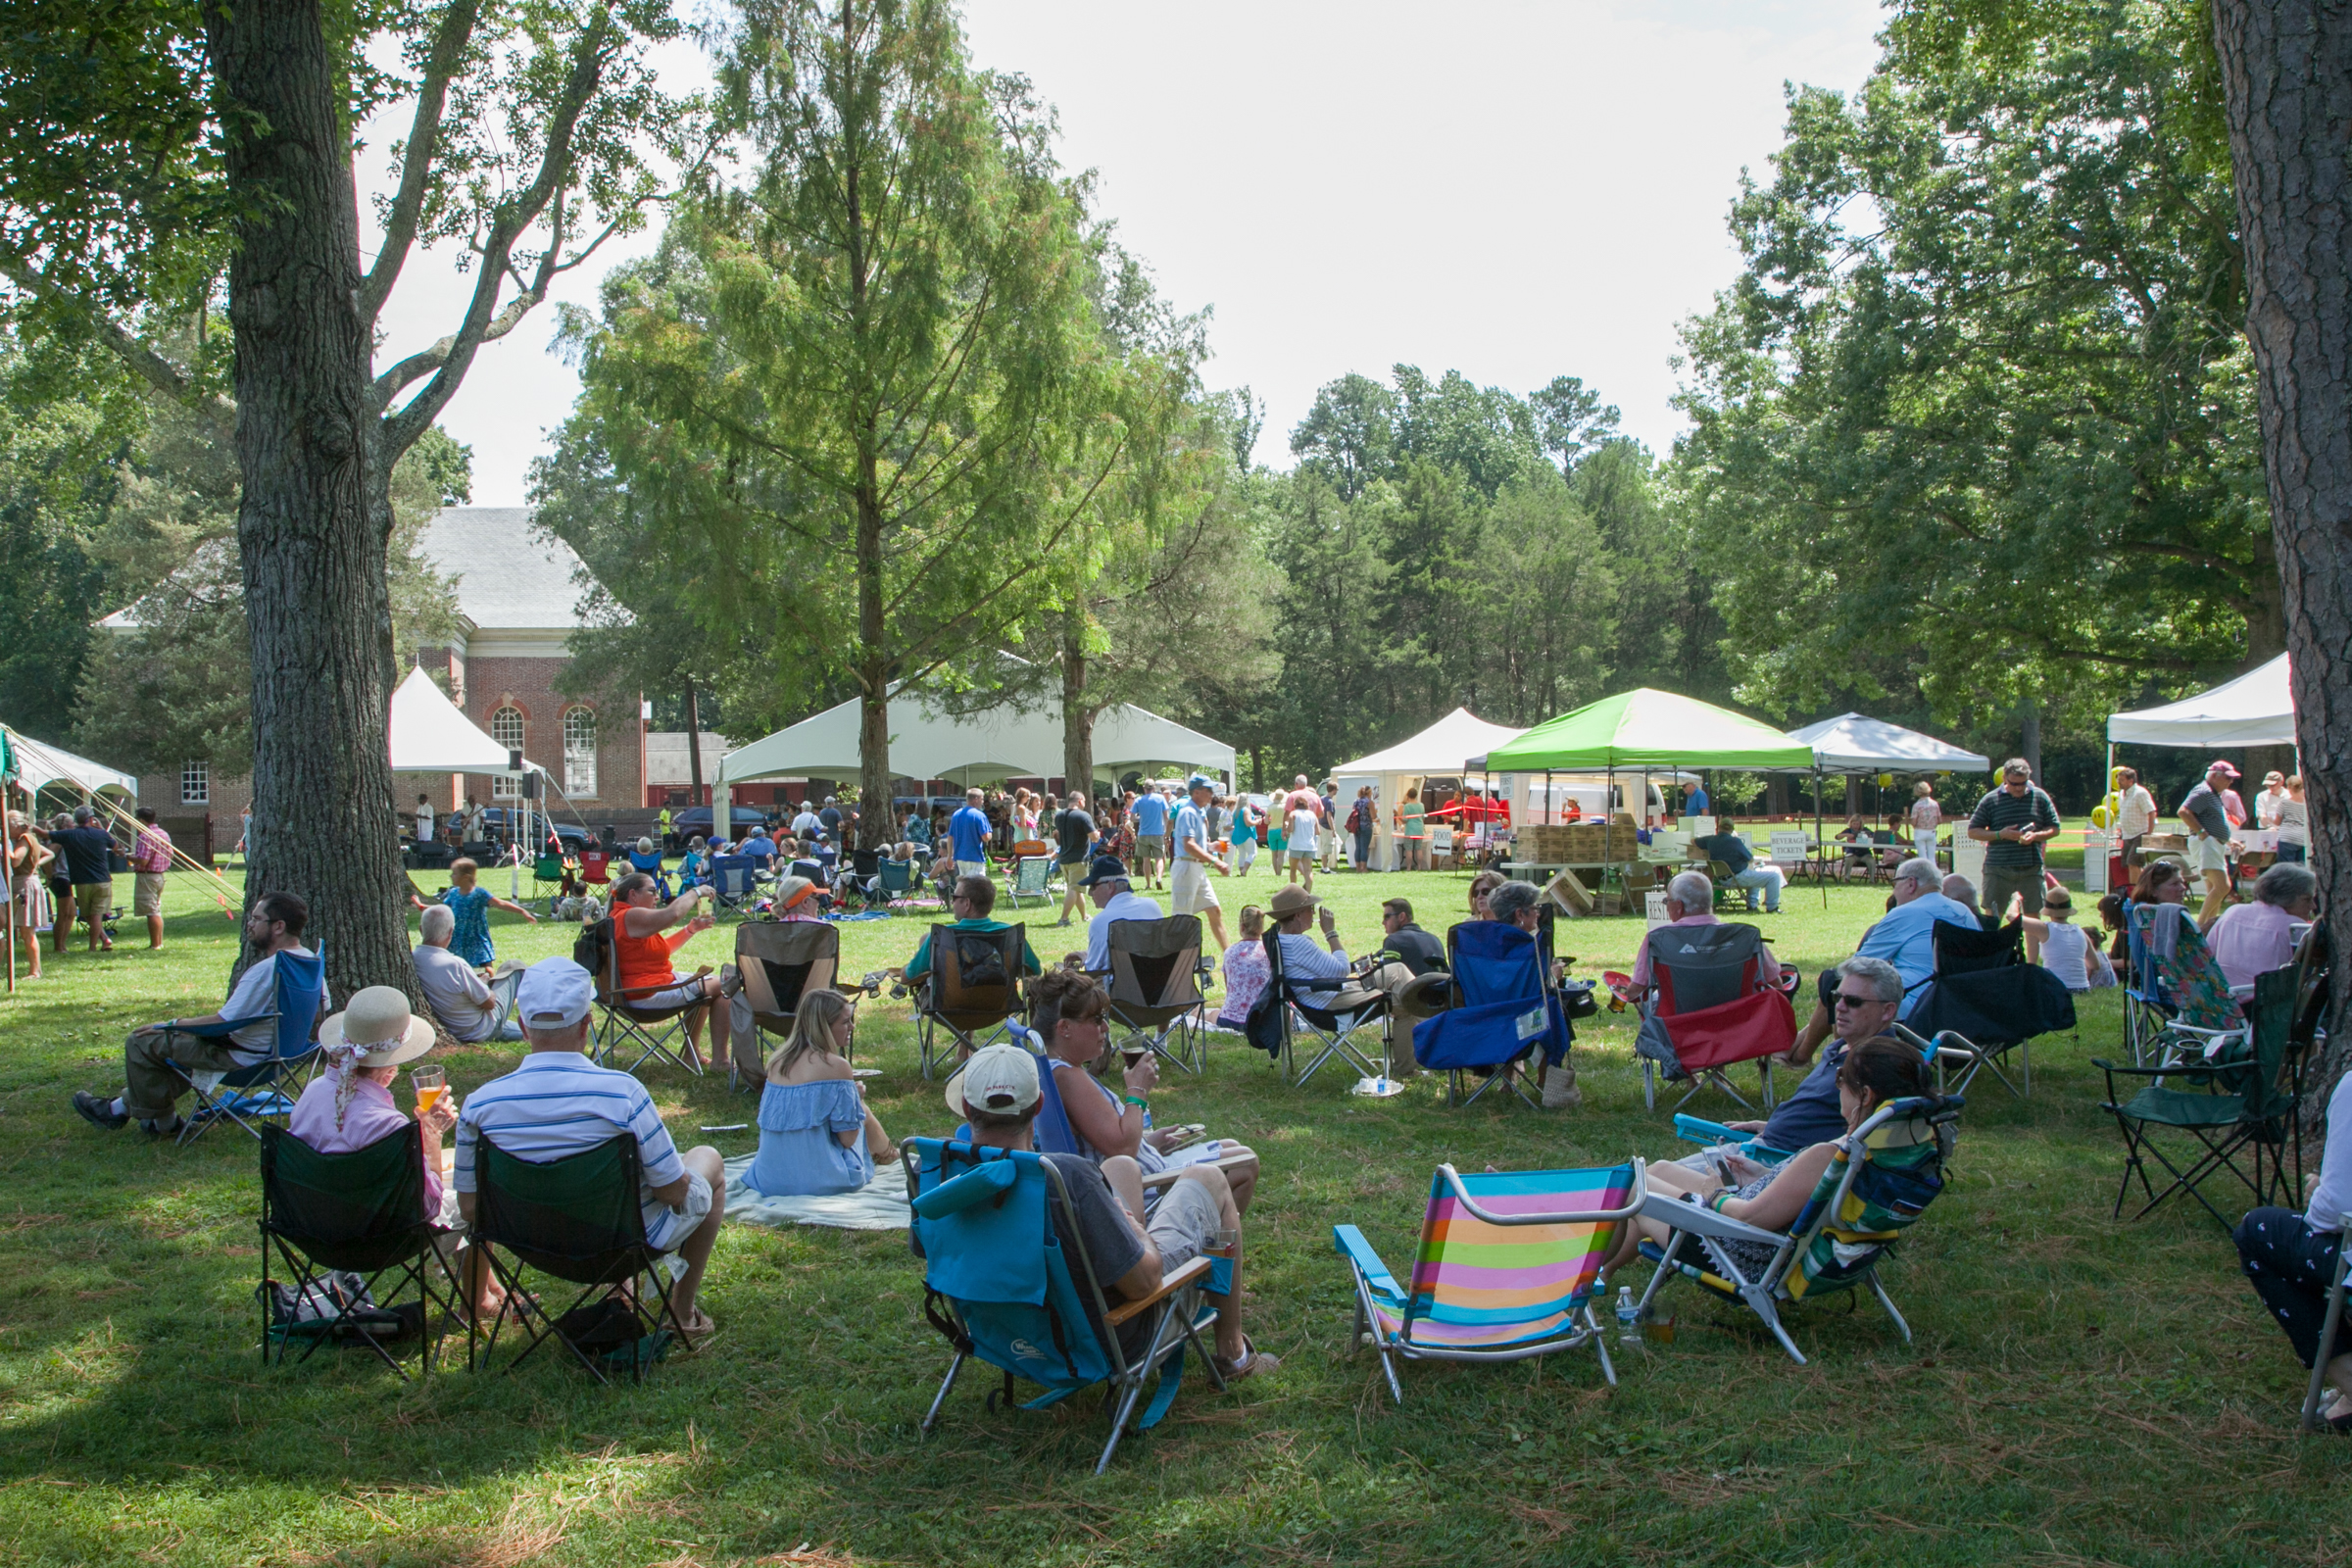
[417,507,596,630]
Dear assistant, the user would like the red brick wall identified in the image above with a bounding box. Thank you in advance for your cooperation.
[453,654,642,815]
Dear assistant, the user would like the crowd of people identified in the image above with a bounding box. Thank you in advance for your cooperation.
[30,743,2344,1437]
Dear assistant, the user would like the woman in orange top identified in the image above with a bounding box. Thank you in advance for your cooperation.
[612,871,723,1070]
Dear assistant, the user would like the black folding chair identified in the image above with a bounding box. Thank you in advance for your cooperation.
[1100,915,1210,1074]
[592,916,707,1077]
[467,1133,698,1385]
[913,922,1029,1079]
[730,921,848,1090]
[1904,918,2078,1098]
[258,1123,455,1378]
[1260,930,1389,1089]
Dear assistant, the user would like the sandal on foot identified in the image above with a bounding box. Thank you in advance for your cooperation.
[676,1308,716,1343]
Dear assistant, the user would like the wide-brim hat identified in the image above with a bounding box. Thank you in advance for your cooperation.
[318,985,436,1064]
[1267,884,1321,918]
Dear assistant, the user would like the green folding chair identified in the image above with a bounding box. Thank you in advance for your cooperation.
[259,1123,456,1378]
[467,1133,699,1385]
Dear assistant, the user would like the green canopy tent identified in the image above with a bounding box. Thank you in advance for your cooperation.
[1473,688,1824,906]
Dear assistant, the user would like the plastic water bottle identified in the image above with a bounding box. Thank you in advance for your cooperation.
[1616,1286,1641,1344]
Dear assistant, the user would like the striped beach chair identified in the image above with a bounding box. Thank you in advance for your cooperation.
[1633,1094,1961,1363]
[1333,1161,1646,1404]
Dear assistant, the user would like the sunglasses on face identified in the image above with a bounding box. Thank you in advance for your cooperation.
[1834,992,1882,1007]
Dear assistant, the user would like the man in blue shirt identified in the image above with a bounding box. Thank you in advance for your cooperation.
[949,787,993,879]
[1707,955,1904,1159]
[1692,824,1785,913]
[1684,781,1710,818]
[1787,855,1977,1059]
[1130,788,1170,891]
[739,827,778,869]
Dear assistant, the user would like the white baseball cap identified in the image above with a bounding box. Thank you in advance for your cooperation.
[944,1042,1041,1117]
[515,956,595,1029]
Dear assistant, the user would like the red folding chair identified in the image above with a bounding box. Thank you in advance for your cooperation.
[1633,922,1794,1111]
[578,849,612,889]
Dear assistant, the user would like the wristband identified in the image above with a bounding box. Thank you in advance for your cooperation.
[1122,1095,1149,1108]
[1710,1192,1732,1212]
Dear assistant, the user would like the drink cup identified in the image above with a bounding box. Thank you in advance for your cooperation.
[411,1064,446,1118]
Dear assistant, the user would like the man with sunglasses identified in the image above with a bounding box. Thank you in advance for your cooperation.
[1689,956,1907,1173]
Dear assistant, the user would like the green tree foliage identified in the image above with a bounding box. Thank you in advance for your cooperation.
[558,0,1117,843]
[74,422,467,778]
[1675,0,2267,752]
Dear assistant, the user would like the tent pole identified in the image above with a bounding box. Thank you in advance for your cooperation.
[1815,765,1827,908]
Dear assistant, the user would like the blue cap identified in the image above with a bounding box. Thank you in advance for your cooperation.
[1186,773,1214,792]
[1079,855,1130,888]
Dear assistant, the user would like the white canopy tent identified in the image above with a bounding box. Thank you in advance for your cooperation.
[711,689,1236,839]
[1785,712,1990,775]
[1,726,137,802]
[387,667,548,853]
[2106,654,2297,749]
[1332,708,1526,869]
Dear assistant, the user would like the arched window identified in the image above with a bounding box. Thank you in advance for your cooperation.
[563,706,598,797]
[490,706,524,798]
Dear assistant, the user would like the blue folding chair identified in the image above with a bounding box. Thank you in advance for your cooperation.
[168,950,327,1146]
[624,847,673,900]
[1410,920,1572,1108]
[905,1138,1226,1474]
[709,855,759,910]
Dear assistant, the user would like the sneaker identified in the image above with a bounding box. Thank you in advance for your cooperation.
[72,1091,128,1130]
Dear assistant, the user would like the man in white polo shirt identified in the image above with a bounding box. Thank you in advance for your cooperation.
[455,957,728,1337]
[1080,856,1164,974]
[1169,774,1231,954]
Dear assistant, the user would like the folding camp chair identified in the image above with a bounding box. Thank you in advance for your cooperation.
[530,852,569,912]
[1100,915,1210,1074]
[590,918,708,1077]
[2307,1202,2352,1433]
[167,949,328,1146]
[1901,918,2077,1098]
[1634,1094,1963,1364]
[912,922,1029,1079]
[877,857,920,910]
[708,854,759,911]
[624,847,672,899]
[1257,929,1390,1089]
[2096,953,2320,1228]
[730,920,847,1090]
[2123,901,2245,1067]
[1631,922,1790,1111]
[466,1133,698,1385]
[906,1138,1226,1474]
[1335,1160,1644,1403]
[258,1123,456,1377]
[578,849,612,893]
[1005,852,1056,910]
[1408,919,1570,1108]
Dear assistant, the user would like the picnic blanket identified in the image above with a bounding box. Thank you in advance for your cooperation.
[720,1151,910,1231]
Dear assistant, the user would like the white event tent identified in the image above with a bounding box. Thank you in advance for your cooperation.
[1785,712,1990,775]
[2106,653,2297,750]
[387,667,550,849]
[711,688,1235,839]
[1,725,137,803]
[1332,708,1526,870]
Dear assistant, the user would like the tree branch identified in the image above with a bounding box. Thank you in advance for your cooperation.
[0,244,234,435]
[376,10,616,458]
[359,0,485,321]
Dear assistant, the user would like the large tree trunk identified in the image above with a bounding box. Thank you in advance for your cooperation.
[684,675,705,805]
[2212,0,2352,1129]
[1061,601,1094,798]
[207,0,412,1003]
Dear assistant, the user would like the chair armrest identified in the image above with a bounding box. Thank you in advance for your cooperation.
[1102,1253,1214,1326]
[2091,1057,2228,1079]
[1637,1188,1788,1248]
[1333,1223,1403,1301]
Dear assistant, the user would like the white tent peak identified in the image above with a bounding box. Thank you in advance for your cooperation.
[1785,712,1989,774]
[2107,654,2295,748]
[1332,709,1527,776]
[388,666,537,775]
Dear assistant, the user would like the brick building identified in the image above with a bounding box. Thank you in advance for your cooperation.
[125,506,647,846]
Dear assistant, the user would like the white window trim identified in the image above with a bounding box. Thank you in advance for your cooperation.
[179,760,209,806]
[563,707,598,799]
[491,707,525,799]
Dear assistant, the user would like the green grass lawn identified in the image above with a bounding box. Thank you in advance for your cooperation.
[0,860,2341,1566]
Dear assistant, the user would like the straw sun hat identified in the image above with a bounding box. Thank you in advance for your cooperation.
[317,986,436,1066]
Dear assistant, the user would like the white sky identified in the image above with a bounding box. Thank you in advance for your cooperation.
[371,0,1889,507]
